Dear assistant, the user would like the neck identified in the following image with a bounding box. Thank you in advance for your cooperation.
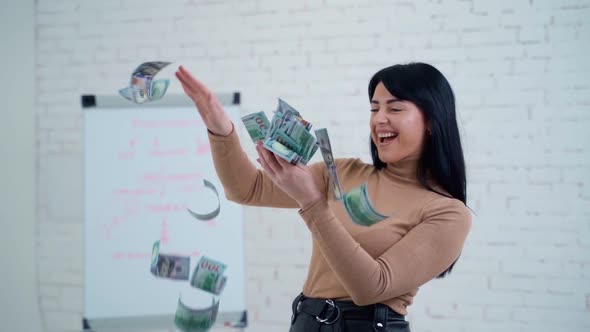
[383,157,421,185]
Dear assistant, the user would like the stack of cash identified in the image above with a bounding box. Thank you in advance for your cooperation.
[119,61,171,104]
[241,99,319,165]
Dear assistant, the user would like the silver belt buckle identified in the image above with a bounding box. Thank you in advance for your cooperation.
[315,299,341,325]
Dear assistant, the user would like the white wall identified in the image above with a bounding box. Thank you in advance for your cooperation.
[0,0,43,332]
[35,0,589,332]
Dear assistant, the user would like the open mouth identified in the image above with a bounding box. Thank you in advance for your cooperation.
[377,132,398,144]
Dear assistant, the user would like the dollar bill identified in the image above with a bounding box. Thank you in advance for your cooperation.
[174,296,219,332]
[274,130,317,164]
[273,99,318,163]
[150,241,190,280]
[264,108,286,141]
[129,72,155,101]
[294,114,312,131]
[315,128,343,201]
[342,183,388,226]
[187,179,220,221]
[263,138,302,165]
[277,98,301,117]
[275,99,312,132]
[131,73,151,92]
[150,241,161,269]
[241,111,270,142]
[118,86,134,101]
[190,256,228,295]
[119,61,171,104]
[133,61,171,77]
[119,86,148,104]
[274,130,300,153]
[150,79,170,100]
[280,121,318,163]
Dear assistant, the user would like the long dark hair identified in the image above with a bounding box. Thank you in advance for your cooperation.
[368,63,467,278]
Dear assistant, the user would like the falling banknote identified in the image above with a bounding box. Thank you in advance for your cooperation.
[342,183,389,227]
[187,179,220,221]
[314,128,343,201]
[119,61,171,104]
[174,296,220,332]
[241,98,318,165]
[150,241,190,280]
[190,256,228,296]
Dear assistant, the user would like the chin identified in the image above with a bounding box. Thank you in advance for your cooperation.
[376,152,399,164]
[379,158,399,164]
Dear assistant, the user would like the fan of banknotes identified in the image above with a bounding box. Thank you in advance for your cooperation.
[241,99,319,165]
[119,61,171,104]
[242,101,389,227]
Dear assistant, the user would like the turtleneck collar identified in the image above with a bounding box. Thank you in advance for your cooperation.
[382,157,421,186]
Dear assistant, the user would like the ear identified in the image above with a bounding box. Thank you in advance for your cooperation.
[425,119,433,135]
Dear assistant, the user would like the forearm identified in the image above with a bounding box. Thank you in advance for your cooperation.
[299,197,471,305]
[208,123,299,208]
[299,199,391,304]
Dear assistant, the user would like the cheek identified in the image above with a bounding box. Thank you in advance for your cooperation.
[399,118,425,146]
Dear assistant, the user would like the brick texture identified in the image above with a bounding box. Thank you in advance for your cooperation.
[36,0,590,331]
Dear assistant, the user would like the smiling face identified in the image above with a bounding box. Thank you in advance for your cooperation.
[370,82,429,164]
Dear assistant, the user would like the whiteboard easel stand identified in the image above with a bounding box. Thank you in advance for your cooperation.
[81,93,246,332]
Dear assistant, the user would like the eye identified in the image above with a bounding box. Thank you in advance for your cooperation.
[390,108,402,112]
[370,109,378,113]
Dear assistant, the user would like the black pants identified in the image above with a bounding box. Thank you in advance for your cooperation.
[289,293,411,332]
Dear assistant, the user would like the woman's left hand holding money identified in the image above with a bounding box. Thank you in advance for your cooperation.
[255,141,322,209]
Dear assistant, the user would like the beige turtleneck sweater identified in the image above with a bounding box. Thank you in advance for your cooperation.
[208,125,472,315]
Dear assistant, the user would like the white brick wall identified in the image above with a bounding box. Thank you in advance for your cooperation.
[36,0,590,331]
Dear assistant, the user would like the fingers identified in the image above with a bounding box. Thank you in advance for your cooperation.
[274,154,291,168]
[175,72,196,96]
[256,156,275,178]
[256,153,276,178]
[175,67,202,101]
[175,71,199,100]
[256,142,282,175]
[175,66,218,113]
[175,67,193,90]
[177,66,211,99]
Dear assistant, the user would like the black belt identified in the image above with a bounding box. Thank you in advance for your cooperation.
[291,293,402,330]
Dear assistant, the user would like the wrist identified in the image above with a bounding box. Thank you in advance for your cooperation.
[207,119,233,137]
[298,193,323,210]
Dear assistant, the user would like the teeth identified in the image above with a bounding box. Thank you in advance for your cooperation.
[377,132,397,138]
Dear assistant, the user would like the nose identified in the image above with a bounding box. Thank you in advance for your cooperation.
[372,108,388,124]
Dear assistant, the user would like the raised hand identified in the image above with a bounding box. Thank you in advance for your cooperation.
[175,66,233,136]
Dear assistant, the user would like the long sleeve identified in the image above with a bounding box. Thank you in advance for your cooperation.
[298,196,472,305]
[207,123,327,208]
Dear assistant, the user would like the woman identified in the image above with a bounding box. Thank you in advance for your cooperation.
[176,63,472,332]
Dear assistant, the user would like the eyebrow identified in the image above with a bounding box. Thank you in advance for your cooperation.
[370,98,401,104]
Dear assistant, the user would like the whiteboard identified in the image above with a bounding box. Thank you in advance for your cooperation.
[82,94,247,331]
